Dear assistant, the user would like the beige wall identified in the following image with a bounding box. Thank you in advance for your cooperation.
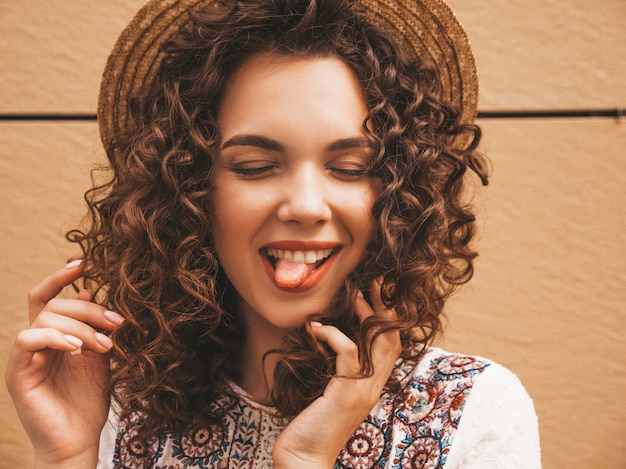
[1,1,624,467]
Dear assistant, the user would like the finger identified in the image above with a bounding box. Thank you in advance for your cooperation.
[353,278,391,324]
[15,328,83,353]
[353,291,373,323]
[6,328,83,380]
[32,298,124,332]
[28,261,84,323]
[363,279,401,368]
[367,277,388,315]
[76,289,93,302]
[33,311,114,353]
[310,322,360,376]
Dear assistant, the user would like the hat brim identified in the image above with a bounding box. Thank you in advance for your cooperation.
[98,0,478,152]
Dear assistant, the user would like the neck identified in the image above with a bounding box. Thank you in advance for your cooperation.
[237,302,286,404]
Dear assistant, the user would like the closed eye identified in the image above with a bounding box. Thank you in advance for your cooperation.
[329,166,368,178]
[229,162,279,178]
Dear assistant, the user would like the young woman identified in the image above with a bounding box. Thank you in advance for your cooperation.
[6,0,540,467]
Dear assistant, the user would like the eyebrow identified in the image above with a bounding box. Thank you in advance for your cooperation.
[220,134,373,152]
[221,135,284,152]
[326,137,374,152]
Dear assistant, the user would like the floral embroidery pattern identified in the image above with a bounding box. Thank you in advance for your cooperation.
[332,352,489,469]
[337,419,390,468]
[111,348,489,468]
[113,418,162,468]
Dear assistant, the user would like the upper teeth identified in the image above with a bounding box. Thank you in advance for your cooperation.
[267,248,333,264]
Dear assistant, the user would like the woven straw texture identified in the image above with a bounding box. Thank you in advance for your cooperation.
[98,0,477,151]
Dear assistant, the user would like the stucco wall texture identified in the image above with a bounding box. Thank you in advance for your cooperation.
[1,1,624,467]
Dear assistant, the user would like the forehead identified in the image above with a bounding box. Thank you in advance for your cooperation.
[221,52,365,100]
[217,53,369,138]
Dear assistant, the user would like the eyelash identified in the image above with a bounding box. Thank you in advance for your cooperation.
[330,167,368,178]
[229,164,277,177]
[227,163,369,179]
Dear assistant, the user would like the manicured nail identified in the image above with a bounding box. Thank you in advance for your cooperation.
[104,310,125,325]
[64,335,83,348]
[65,259,83,270]
[95,332,113,350]
[356,290,364,298]
[310,321,323,327]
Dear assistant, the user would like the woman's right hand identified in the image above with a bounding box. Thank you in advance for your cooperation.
[5,261,124,469]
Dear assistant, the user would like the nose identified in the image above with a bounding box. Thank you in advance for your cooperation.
[276,165,332,227]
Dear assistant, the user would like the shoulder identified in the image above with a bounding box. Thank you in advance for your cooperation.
[391,346,535,408]
[394,346,493,384]
[380,346,494,433]
[445,359,541,468]
[376,346,541,468]
[404,348,542,468]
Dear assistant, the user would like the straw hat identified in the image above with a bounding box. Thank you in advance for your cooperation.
[98,0,478,153]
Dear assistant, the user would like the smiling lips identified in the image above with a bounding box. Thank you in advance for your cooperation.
[260,241,341,291]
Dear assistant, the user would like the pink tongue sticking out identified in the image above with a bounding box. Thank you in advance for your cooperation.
[274,259,316,288]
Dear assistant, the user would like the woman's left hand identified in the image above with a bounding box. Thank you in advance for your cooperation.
[272,278,402,469]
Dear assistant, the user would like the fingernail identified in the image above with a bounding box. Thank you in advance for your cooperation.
[65,259,83,270]
[104,310,125,325]
[356,290,364,299]
[95,332,113,350]
[64,335,83,348]
[310,321,323,327]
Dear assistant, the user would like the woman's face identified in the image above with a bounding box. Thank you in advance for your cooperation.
[211,53,377,333]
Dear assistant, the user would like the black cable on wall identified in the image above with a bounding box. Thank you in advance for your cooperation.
[0,109,623,121]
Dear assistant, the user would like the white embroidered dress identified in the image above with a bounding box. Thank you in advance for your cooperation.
[98,347,540,468]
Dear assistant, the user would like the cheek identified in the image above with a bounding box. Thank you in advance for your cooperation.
[214,180,278,216]
[348,186,377,238]
[210,184,278,272]
[212,183,264,231]
[211,188,247,257]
